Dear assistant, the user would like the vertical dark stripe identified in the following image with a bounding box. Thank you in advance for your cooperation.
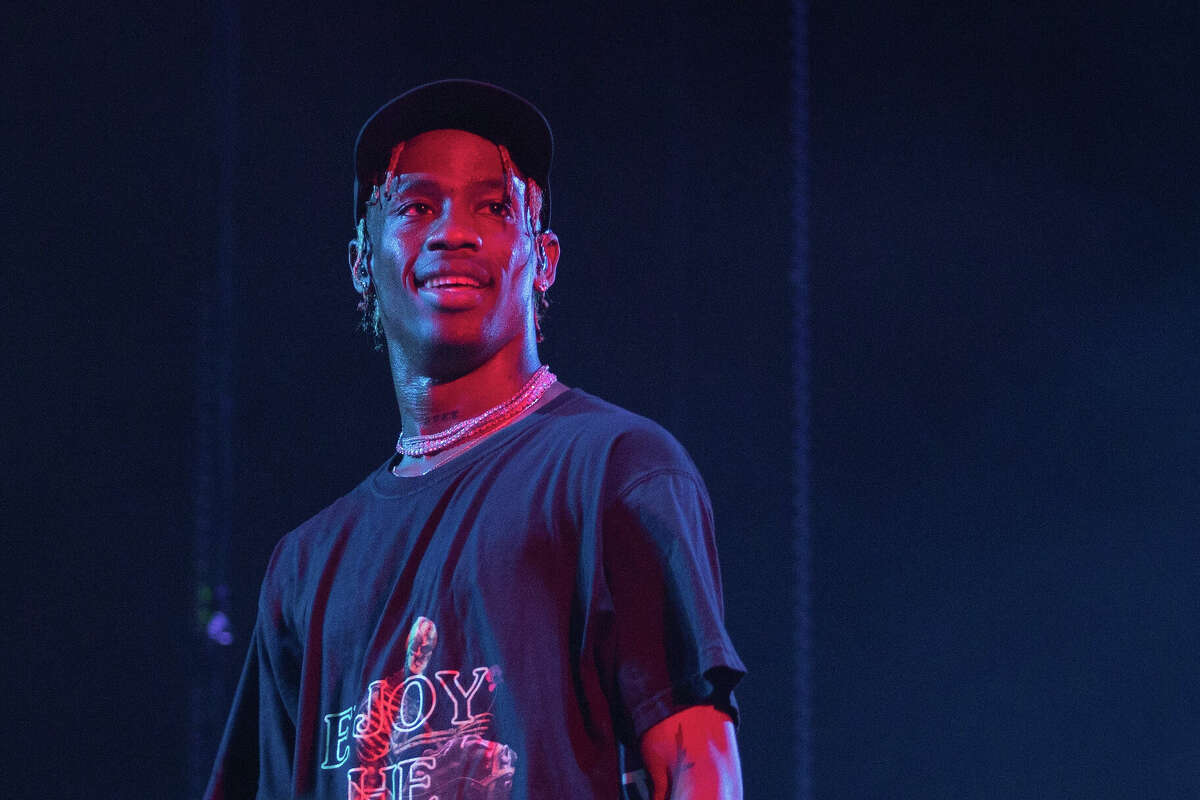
[665,2,689,433]
[190,0,238,795]
[791,1,813,798]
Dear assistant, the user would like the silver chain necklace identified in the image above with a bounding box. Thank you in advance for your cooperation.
[394,365,557,460]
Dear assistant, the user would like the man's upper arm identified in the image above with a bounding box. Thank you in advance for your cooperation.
[601,460,746,737]
[638,705,742,800]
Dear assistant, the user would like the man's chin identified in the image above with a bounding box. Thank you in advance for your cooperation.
[388,333,493,381]
[385,315,531,378]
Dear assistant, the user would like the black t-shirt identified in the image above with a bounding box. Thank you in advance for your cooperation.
[204,389,745,800]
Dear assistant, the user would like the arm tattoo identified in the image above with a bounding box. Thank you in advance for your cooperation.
[669,723,696,785]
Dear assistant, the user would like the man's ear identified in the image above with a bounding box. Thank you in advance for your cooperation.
[348,237,370,293]
[534,230,561,292]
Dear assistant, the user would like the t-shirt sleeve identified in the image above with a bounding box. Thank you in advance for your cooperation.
[203,554,300,799]
[599,462,746,744]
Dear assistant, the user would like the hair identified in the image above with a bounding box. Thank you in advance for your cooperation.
[355,140,551,349]
[351,217,382,348]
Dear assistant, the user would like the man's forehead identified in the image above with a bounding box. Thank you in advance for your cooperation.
[383,174,511,194]
[386,129,511,173]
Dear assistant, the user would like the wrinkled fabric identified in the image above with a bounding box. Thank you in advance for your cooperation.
[204,389,744,800]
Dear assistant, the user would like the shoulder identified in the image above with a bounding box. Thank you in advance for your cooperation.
[257,468,383,606]
[550,389,698,461]
[546,389,707,500]
[276,468,379,551]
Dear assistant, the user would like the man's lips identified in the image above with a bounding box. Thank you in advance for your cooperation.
[412,265,490,310]
[414,264,491,289]
[419,275,485,289]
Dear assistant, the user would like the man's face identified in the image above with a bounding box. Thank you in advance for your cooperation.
[363,129,544,374]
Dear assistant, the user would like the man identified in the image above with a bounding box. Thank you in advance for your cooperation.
[205,79,744,800]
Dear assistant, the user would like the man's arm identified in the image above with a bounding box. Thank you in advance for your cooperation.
[639,705,742,800]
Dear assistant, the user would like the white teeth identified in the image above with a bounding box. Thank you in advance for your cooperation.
[423,276,482,288]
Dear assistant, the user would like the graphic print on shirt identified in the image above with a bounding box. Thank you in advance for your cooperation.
[320,616,516,800]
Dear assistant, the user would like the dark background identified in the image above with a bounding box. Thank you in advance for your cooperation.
[6,1,1197,798]
[810,4,1199,797]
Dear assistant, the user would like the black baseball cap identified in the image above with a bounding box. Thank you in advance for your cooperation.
[353,79,554,227]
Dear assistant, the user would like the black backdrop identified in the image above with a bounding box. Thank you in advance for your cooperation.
[7,2,1199,798]
[810,3,1199,797]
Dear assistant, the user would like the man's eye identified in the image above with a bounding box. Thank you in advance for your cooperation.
[399,202,433,216]
[486,201,513,217]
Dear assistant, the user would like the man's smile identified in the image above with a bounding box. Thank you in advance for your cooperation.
[413,265,491,310]
[420,275,485,289]
[413,262,492,291]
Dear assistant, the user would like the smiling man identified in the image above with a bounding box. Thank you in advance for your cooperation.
[204,80,744,800]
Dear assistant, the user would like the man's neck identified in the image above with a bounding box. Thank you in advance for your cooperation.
[388,337,544,438]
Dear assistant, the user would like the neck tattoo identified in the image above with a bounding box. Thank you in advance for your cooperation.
[394,365,557,463]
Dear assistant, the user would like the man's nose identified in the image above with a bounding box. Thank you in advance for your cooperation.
[427,203,482,251]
